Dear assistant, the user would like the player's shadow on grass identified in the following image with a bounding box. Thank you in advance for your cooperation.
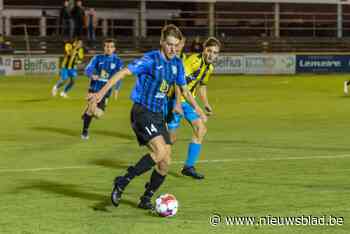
[94,130,134,140]
[16,180,107,202]
[92,198,138,212]
[15,179,138,211]
[18,98,51,103]
[32,126,77,137]
[90,158,129,170]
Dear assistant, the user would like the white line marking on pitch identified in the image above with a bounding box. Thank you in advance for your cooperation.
[0,154,350,173]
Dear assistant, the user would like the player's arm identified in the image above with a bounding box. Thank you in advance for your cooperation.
[85,56,99,80]
[180,84,207,122]
[77,48,84,64]
[176,57,207,121]
[198,85,212,115]
[114,59,124,99]
[94,67,131,102]
[114,80,122,100]
[173,85,183,115]
[64,43,72,55]
[198,66,213,115]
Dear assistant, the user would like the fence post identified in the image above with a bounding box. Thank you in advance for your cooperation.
[337,3,342,38]
[0,0,3,35]
[102,18,108,37]
[208,2,215,37]
[274,2,280,38]
[5,16,10,36]
[139,0,146,38]
[40,15,47,37]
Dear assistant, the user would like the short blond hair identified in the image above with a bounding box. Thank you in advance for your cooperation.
[161,24,183,42]
[203,37,221,49]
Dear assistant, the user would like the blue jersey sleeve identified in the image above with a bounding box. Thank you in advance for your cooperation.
[175,62,186,86]
[127,56,153,76]
[85,55,99,78]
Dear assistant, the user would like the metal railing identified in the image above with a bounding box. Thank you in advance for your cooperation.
[2,8,347,38]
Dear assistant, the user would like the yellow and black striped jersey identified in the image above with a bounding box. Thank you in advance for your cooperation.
[183,53,214,98]
[61,42,84,69]
[167,53,214,100]
[179,51,187,62]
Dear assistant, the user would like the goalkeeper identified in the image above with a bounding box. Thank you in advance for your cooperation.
[81,39,124,139]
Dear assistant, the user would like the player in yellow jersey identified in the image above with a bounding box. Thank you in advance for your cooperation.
[167,37,221,179]
[52,39,84,98]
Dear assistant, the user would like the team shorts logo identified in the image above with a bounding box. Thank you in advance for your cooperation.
[111,63,116,69]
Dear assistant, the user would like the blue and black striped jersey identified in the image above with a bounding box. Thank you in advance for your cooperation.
[128,50,186,113]
[85,53,123,97]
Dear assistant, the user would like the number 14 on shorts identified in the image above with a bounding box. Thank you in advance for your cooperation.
[145,124,158,135]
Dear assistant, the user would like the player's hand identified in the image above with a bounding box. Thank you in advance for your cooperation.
[92,75,99,80]
[204,104,213,116]
[86,93,101,104]
[94,92,104,103]
[196,108,208,123]
[86,92,94,101]
[173,102,183,115]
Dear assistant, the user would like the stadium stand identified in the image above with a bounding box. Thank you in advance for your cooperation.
[2,0,350,54]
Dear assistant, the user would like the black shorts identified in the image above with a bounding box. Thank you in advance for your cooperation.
[97,97,107,111]
[130,103,171,146]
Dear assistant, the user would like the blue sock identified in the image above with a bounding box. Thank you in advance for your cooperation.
[55,79,65,89]
[185,143,201,167]
[63,78,75,93]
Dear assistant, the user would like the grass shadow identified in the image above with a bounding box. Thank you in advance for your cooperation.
[15,179,138,210]
[90,158,130,170]
[18,98,51,103]
[16,180,106,202]
[32,126,77,137]
[94,130,134,140]
[91,195,138,212]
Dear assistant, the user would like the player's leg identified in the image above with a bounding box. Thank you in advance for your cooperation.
[61,69,77,97]
[344,80,349,95]
[52,69,68,96]
[138,119,172,209]
[61,77,74,97]
[181,103,207,179]
[81,95,107,139]
[138,137,171,209]
[167,111,183,144]
[111,135,167,207]
[111,104,168,207]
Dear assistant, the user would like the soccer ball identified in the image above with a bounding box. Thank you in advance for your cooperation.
[155,193,178,217]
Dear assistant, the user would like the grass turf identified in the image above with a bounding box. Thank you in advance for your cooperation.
[0,74,349,234]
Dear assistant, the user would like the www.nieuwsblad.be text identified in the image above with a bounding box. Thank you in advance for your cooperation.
[209,214,344,226]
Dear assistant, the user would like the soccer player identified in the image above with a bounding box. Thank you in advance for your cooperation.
[52,38,84,98]
[81,39,123,140]
[89,24,207,209]
[167,37,221,180]
[344,80,350,95]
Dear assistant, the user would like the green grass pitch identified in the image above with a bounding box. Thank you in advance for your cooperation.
[0,74,349,234]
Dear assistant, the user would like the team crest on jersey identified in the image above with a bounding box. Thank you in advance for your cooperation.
[171,65,177,75]
[110,63,116,69]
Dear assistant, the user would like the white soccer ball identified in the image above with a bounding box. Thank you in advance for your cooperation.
[155,193,178,217]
